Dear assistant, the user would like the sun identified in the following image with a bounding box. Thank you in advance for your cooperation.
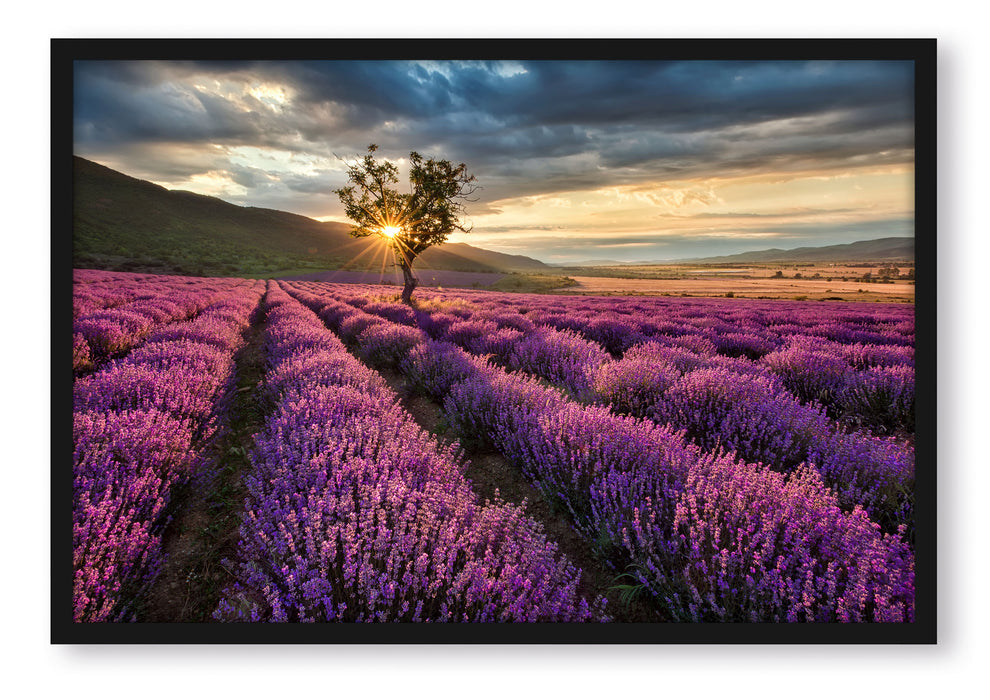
[381,225,401,239]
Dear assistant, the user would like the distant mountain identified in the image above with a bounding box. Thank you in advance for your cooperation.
[426,242,550,273]
[679,237,914,264]
[71,156,550,277]
[549,259,631,268]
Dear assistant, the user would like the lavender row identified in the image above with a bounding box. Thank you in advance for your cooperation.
[435,289,916,434]
[288,280,914,434]
[215,282,602,622]
[282,284,914,623]
[416,290,914,508]
[298,281,914,353]
[72,282,264,622]
[465,289,916,435]
[287,280,915,367]
[74,276,254,372]
[285,281,609,399]
[592,344,915,534]
[73,269,234,318]
[73,272,257,373]
[263,281,917,442]
[439,361,914,622]
[73,268,166,307]
[425,287,914,350]
[302,283,914,533]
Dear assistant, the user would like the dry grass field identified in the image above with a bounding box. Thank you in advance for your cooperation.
[558,267,914,303]
[596,263,908,279]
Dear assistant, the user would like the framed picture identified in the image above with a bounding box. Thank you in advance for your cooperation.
[52,38,935,644]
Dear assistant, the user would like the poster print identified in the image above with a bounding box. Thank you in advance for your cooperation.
[53,39,936,644]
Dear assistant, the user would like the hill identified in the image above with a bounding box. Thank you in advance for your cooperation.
[71,156,550,277]
[549,258,631,268]
[678,237,914,265]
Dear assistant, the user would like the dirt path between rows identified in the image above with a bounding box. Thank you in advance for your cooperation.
[139,305,268,622]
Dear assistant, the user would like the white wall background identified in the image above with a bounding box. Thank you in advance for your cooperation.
[7,4,981,697]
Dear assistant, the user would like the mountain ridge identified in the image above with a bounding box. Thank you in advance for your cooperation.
[667,237,914,264]
[551,237,914,267]
[71,156,550,277]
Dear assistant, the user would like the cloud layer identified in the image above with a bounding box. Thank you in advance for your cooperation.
[73,59,915,262]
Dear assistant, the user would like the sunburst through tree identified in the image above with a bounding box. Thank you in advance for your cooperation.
[334,144,479,303]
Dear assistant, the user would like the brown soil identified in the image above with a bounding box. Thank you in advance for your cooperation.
[139,307,268,622]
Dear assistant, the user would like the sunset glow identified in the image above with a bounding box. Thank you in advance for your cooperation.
[72,59,915,263]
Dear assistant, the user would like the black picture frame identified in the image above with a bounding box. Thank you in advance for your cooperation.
[52,37,936,644]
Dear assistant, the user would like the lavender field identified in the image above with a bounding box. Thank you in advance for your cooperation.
[72,269,916,624]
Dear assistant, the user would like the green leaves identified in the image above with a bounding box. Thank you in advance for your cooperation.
[334,144,478,259]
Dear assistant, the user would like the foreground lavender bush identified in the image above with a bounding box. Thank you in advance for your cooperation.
[840,364,916,434]
[73,333,93,373]
[590,355,680,417]
[73,309,154,358]
[441,356,914,623]
[400,340,480,401]
[581,317,645,355]
[508,327,610,398]
[626,461,914,622]
[624,341,708,374]
[73,409,195,622]
[219,395,598,622]
[357,323,427,369]
[710,330,780,360]
[841,342,915,369]
[808,431,915,538]
[651,366,914,531]
[494,397,697,556]
[442,365,569,453]
[653,368,832,470]
[761,345,853,410]
[74,345,236,442]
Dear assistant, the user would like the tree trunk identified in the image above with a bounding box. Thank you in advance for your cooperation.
[399,257,419,304]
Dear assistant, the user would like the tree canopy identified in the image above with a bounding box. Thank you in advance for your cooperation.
[334,144,478,302]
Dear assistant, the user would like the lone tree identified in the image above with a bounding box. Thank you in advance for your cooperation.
[334,144,478,303]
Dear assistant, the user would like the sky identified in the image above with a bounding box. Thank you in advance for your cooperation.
[73,59,915,263]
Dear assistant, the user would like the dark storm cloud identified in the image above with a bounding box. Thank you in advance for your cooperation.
[73,58,915,218]
[285,61,457,119]
[74,62,274,146]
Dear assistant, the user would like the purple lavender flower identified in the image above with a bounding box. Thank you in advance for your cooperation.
[72,275,265,621]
